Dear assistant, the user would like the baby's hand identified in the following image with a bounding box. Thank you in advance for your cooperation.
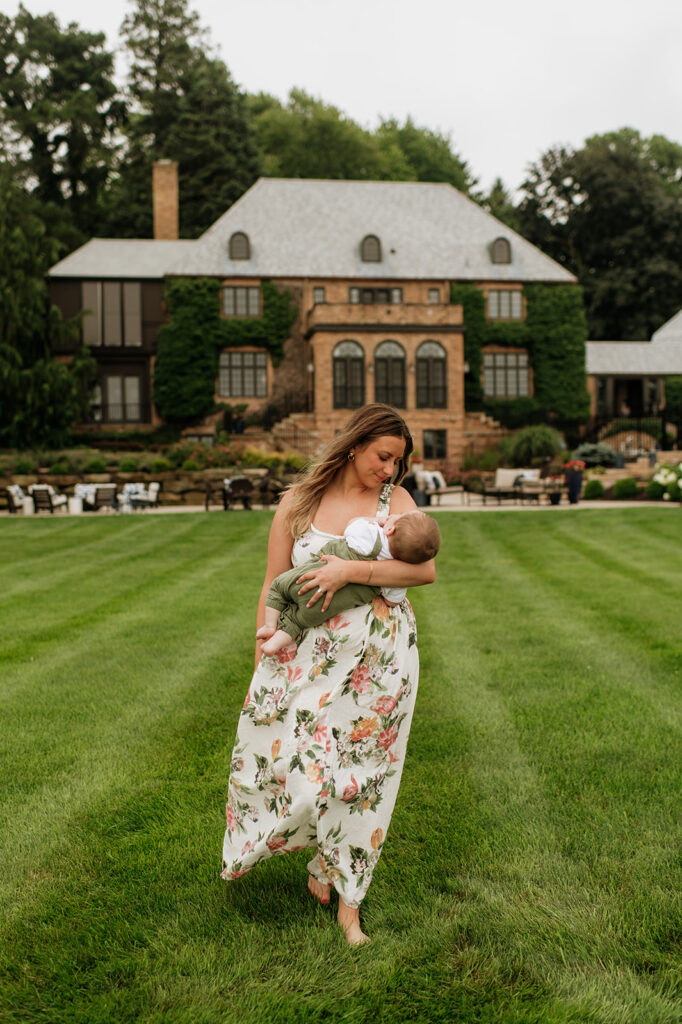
[382,513,401,536]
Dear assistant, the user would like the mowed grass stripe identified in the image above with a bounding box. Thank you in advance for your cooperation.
[0,514,270,670]
[0,515,200,604]
[476,512,682,696]
[0,516,268,904]
[0,513,265,758]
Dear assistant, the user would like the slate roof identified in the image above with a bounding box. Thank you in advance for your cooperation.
[586,309,682,375]
[48,239,195,279]
[49,178,575,283]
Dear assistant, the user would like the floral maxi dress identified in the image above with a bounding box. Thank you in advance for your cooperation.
[221,484,419,908]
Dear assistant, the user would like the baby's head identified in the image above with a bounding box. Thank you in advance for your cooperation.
[387,511,441,564]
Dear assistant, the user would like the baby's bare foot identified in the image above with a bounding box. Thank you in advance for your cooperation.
[256,625,275,640]
[307,875,331,905]
[261,630,294,656]
[337,903,370,945]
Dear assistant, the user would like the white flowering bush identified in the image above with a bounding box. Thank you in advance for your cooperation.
[646,462,682,501]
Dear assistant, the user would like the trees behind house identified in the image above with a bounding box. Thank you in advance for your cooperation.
[249,91,475,190]
[517,129,682,340]
[248,90,475,191]
[0,4,122,250]
[109,0,260,237]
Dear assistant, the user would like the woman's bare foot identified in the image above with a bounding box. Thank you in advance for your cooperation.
[337,898,369,945]
[307,875,331,905]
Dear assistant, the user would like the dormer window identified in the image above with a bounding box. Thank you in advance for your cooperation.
[229,232,251,260]
[491,237,511,264]
[361,234,382,262]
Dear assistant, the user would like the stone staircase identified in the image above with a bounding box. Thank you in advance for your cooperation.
[271,413,322,458]
[461,410,508,457]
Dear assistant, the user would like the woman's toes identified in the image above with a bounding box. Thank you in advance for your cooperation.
[307,875,331,904]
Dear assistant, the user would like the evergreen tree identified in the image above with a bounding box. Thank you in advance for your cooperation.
[112,0,260,237]
[480,177,519,230]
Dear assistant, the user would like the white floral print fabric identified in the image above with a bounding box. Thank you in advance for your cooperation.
[221,484,419,908]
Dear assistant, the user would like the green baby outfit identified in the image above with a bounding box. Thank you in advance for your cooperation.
[266,531,383,641]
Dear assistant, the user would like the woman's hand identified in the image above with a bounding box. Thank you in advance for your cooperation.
[296,554,351,613]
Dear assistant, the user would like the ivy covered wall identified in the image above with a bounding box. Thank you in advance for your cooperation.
[153,279,297,424]
[450,282,590,427]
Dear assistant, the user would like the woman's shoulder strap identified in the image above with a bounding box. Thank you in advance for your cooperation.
[377,482,393,517]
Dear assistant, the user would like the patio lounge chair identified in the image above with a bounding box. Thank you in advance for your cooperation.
[482,469,525,504]
[223,476,253,510]
[129,482,160,510]
[77,483,117,511]
[29,484,68,513]
[258,475,286,508]
[6,484,26,513]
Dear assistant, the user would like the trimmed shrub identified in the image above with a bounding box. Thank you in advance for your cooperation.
[583,479,604,500]
[645,480,666,500]
[85,457,107,473]
[613,477,639,500]
[119,458,138,473]
[49,461,69,475]
[571,442,617,467]
[667,479,682,501]
[182,459,199,471]
[507,425,563,467]
[14,457,36,474]
[151,458,171,473]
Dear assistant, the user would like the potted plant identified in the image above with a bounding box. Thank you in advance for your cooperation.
[564,459,586,504]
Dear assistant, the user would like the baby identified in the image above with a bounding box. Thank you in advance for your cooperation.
[256,510,441,656]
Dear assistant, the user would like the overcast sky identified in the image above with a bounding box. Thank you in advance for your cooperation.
[4,0,682,194]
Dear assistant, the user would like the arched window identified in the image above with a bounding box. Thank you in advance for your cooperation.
[333,340,365,409]
[491,237,511,264]
[374,340,406,408]
[229,231,251,260]
[360,234,382,262]
[416,341,447,408]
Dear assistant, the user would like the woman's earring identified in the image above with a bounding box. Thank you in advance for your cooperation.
[348,451,355,462]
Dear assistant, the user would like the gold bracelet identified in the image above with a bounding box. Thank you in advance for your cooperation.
[367,562,373,584]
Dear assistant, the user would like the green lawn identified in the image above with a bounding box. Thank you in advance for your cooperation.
[1,508,682,1024]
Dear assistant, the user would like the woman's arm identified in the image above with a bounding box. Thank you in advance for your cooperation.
[297,485,435,612]
[254,489,296,667]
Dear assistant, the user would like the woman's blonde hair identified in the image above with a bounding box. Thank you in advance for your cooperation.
[286,404,413,538]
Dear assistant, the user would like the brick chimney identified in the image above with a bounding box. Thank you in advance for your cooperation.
[152,160,179,240]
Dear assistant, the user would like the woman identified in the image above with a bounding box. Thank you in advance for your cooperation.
[221,404,436,944]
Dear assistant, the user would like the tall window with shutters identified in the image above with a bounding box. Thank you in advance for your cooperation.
[333,340,365,409]
[416,341,447,408]
[373,340,406,407]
